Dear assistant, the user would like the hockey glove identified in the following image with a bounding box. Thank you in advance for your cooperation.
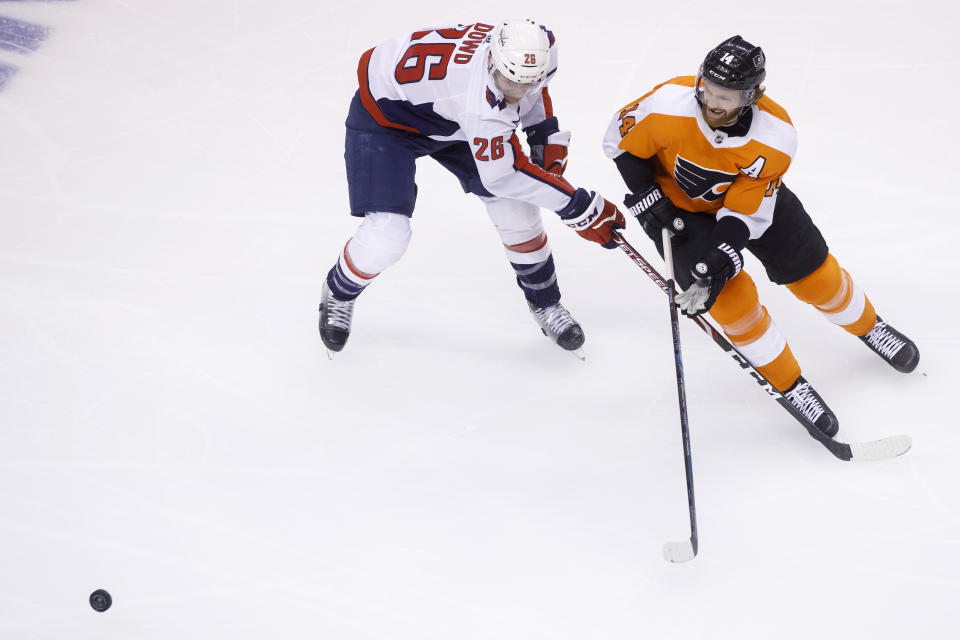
[624,185,687,238]
[530,130,570,176]
[675,243,743,317]
[558,189,626,249]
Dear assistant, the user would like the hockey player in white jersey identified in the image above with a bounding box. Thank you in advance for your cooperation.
[320,19,626,355]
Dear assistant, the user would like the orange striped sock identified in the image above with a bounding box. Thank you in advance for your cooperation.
[787,254,877,337]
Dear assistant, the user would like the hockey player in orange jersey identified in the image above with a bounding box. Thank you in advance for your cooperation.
[602,35,919,437]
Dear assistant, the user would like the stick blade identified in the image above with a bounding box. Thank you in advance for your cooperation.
[662,540,696,563]
[849,435,912,462]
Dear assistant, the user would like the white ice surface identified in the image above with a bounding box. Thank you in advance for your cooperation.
[0,1,958,638]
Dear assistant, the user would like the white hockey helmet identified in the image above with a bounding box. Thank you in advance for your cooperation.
[488,19,550,89]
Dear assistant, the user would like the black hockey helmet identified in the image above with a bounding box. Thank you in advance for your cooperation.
[695,35,766,111]
[701,35,766,90]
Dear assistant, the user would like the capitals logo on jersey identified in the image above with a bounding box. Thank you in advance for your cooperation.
[673,155,737,203]
[485,87,507,110]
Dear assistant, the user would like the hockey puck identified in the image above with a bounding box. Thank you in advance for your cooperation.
[89,589,112,612]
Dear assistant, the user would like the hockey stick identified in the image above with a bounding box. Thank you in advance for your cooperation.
[611,229,911,462]
[660,227,698,564]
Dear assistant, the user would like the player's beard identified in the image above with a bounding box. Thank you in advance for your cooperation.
[702,105,739,128]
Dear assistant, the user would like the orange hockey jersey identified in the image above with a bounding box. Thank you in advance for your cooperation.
[602,76,797,239]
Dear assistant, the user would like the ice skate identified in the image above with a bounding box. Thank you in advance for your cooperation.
[528,300,585,359]
[784,376,839,438]
[859,317,919,373]
[319,282,355,357]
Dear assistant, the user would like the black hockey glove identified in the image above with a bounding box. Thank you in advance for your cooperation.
[624,185,687,238]
[675,243,743,317]
[675,216,750,317]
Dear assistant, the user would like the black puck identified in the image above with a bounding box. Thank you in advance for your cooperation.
[89,589,112,612]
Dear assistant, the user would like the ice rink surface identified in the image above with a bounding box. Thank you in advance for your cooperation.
[0,0,957,638]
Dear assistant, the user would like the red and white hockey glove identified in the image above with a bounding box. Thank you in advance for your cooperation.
[531,131,570,176]
[558,189,626,249]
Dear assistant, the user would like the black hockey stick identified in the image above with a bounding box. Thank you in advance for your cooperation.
[659,228,698,563]
[612,229,911,462]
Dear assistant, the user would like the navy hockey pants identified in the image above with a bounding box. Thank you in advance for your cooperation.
[344,92,492,217]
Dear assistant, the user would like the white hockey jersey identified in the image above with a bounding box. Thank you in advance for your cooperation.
[356,22,577,212]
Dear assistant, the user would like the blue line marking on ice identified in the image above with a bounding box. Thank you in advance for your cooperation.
[0,61,16,89]
[0,15,50,52]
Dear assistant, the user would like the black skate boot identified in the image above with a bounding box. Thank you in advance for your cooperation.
[527,300,585,354]
[859,317,919,373]
[319,282,356,354]
[784,376,839,438]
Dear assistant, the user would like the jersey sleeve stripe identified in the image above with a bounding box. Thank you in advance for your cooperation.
[541,87,554,118]
[508,133,575,196]
[357,48,420,134]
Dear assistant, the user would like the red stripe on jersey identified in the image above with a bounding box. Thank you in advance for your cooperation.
[506,232,548,253]
[541,87,554,118]
[508,133,575,195]
[357,48,420,134]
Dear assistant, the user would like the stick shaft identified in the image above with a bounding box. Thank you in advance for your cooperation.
[661,227,698,556]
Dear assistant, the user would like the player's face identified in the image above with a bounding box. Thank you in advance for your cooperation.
[491,69,538,104]
[698,77,747,127]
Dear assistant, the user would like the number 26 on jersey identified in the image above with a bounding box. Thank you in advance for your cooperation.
[473,136,505,161]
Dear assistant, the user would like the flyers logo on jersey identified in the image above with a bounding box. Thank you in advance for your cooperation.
[673,155,737,203]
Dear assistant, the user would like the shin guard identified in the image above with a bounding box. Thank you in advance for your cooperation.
[485,198,562,308]
[786,254,876,336]
[325,212,412,301]
[709,271,801,392]
[504,232,561,308]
